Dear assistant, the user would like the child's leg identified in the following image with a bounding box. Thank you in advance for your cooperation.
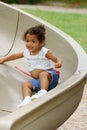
[39,71,52,90]
[31,71,51,99]
[17,82,33,107]
[32,70,59,99]
[22,82,33,97]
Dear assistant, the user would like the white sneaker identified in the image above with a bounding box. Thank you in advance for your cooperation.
[31,89,47,100]
[17,96,31,108]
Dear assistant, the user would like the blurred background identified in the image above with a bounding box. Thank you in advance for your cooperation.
[0,0,87,8]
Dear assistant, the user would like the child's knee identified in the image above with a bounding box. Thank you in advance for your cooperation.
[22,82,32,89]
[39,71,48,78]
[39,71,52,82]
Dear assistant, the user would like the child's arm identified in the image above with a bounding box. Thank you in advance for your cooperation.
[0,52,24,64]
[46,50,62,68]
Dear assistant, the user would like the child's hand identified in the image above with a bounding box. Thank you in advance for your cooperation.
[0,59,4,64]
[54,62,62,68]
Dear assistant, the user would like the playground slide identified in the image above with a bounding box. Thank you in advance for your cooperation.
[0,2,87,130]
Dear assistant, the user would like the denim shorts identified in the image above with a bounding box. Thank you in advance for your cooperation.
[29,70,59,92]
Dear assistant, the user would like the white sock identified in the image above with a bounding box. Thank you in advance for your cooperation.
[39,89,47,94]
[17,96,31,107]
[31,89,47,100]
[24,96,31,100]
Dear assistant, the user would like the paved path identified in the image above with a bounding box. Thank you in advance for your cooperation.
[12,4,87,14]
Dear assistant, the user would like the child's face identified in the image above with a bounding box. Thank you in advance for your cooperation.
[25,34,44,55]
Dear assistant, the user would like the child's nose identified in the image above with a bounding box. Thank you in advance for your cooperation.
[27,41,32,45]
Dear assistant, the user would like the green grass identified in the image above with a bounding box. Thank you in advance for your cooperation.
[22,8,87,52]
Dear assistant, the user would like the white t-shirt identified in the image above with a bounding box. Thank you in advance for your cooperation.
[23,47,53,72]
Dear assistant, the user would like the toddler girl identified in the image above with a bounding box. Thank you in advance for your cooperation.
[0,25,62,107]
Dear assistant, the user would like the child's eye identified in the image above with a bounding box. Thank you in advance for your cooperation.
[32,40,35,43]
[26,40,29,42]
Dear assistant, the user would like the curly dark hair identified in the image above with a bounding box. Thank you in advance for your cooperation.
[24,25,46,42]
